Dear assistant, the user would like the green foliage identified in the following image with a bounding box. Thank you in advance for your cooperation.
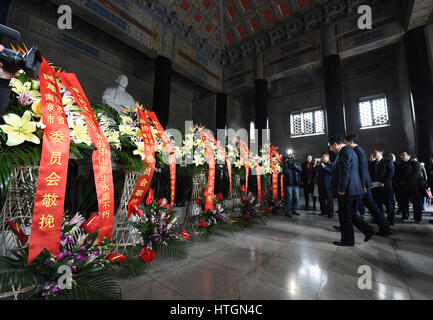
[47,273,120,300]
[153,241,187,261]
[92,104,121,126]
[111,147,145,173]
[0,143,41,196]
[115,245,149,279]
[0,251,41,295]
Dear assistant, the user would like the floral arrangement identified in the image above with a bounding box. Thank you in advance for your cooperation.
[0,213,122,300]
[192,192,235,238]
[238,185,269,225]
[118,188,189,278]
[174,125,224,176]
[94,106,169,172]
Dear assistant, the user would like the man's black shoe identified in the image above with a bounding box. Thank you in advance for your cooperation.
[364,226,378,242]
[333,241,354,247]
[332,226,341,232]
[285,213,293,218]
[328,215,334,219]
[318,212,327,216]
[292,212,300,216]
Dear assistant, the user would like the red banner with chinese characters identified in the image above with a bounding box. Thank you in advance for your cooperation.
[127,108,156,219]
[58,73,115,245]
[28,59,71,264]
[146,112,176,215]
[239,141,250,193]
[203,131,232,201]
[200,131,216,213]
[270,147,283,201]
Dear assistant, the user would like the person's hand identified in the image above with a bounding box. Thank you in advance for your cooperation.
[363,188,367,193]
[0,45,18,80]
[379,183,385,188]
[338,191,345,196]
[321,163,325,168]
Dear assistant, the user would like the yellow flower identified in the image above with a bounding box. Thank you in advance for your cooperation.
[31,80,40,90]
[9,78,40,100]
[193,154,205,166]
[0,111,40,146]
[135,128,142,138]
[133,143,145,160]
[234,160,243,169]
[31,100,42,118]
[71,121,92,145]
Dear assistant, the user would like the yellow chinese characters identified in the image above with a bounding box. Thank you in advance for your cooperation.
[39,214,55,230]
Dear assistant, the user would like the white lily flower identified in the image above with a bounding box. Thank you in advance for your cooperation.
[0,111,40,146]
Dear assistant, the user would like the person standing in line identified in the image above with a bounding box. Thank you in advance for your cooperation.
[316,153,335,218]
[328,136,378,246]
[427,156,433,189]
[387,153,398,217]
[368,154,377,181]
[394,152,424,223]
[343,136,392,235]
[283,155,302,217]
[301,155,317,211]
[413,157,429,211]
[371,148,396,225]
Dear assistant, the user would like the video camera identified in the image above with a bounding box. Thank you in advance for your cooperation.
[0,24,42,79]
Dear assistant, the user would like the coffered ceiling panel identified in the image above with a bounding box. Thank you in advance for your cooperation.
[161,0,321,49]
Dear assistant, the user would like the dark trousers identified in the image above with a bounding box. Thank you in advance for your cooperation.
[318,186,334,216]
[372,185,395,222]
[362,188,391,234]
[304,182,316,209]
[400,187,423,222]
[338,195,374,245]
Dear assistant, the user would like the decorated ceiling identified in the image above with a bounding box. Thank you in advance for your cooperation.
[160,0,324,49]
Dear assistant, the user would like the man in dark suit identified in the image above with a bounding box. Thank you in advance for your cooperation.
[372,148,396,225]
[344,136,392,235]
[395,152,424,223]
[316,152,335,218]
[328,136,378,246]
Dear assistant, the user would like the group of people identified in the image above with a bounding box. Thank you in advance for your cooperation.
[282,135,432,246]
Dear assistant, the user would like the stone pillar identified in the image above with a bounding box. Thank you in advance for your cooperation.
[254,54,268,148]
[322,24,346,139]
[255,79,268,148]
[404,26,433,163]
[216,92,227,135]
[153,56,172,129]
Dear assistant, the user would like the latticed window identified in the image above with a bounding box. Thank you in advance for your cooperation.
[290,109,326,137]
[359,95,390,129]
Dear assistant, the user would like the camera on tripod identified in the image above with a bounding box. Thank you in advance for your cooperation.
[0,24,42,79]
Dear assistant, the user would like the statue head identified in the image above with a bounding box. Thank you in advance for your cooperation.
[115,75,128,89]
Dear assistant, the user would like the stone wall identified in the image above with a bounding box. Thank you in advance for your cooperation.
[268,52,413,161]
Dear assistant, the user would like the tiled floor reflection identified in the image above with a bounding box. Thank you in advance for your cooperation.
[119,208,433,300]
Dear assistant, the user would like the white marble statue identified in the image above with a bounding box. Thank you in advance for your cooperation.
[102,75,136,113]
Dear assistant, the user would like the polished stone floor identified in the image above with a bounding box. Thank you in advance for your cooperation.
[118,207,433,300]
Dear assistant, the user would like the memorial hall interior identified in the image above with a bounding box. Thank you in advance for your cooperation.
[4,0,433,162]
[2,0,433,301]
